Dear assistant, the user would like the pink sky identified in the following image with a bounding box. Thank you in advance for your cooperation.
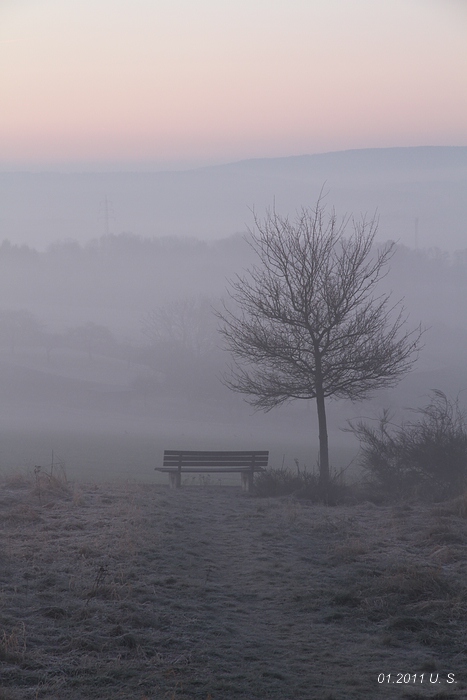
[1,0,466,170]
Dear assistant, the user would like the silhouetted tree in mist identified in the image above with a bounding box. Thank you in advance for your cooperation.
[66,322,116,360]
[0,309,43,354]
[217,198,423,494]
[142,298,225,398]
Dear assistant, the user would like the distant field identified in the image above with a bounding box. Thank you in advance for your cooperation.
[0,426,360,485]
[0,353,361,484]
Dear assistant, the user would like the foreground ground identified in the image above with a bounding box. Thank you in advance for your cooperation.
[1,473,467,699]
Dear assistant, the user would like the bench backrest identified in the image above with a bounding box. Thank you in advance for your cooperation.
[163,450,269,470]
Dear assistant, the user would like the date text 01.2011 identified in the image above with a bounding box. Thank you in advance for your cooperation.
[377,673,457,684]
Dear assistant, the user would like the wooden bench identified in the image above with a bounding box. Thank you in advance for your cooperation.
[155,450,269,491]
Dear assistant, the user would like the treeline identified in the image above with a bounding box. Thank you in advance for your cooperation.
[2,231,467,272]
[1,233,467,339]
[1,233,467,416]
[0,298,228,407]
[0,233,251,335]
[0,310,116,360]
[0,233,248,263]
[1,232,467,382]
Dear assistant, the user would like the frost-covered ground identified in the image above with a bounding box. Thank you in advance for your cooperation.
[1,474,467,699]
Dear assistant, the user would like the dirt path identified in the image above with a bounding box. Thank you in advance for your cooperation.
[1,478,467,699]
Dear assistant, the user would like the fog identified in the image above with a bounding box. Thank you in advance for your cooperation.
[1,146,467,250]
[0,146,467,482]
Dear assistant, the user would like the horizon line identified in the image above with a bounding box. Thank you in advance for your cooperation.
[1,144,466,176]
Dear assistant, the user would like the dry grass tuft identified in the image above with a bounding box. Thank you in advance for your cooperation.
[32,463,72,504]
[331,537,368,562]
[379,562,450,600]
[433,490,467,518]
[0,623,26,663]
[1,473,30,490]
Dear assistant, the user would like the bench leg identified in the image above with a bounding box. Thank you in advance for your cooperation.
[169,472,181,488]
[241,472,253,492]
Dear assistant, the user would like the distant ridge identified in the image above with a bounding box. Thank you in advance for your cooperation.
[1,146,466,250]
[203,145,467,173]
[2,145,466,176]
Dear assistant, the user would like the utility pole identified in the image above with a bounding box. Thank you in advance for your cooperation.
[104,195,110,236]
[100,195,114,236]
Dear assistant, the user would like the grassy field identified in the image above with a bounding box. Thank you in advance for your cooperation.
[1,471,467,699]
[0,420,359,484]
[0,345,364,483]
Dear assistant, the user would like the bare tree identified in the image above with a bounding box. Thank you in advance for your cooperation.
[217,198,423,492]
[66,322,115,361]
[142,298,217,357]
[141,297,224,397]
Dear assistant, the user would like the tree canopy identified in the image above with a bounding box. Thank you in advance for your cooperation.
[217,198,423,493]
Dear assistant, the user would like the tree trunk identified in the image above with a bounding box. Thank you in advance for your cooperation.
[315,384,330,496]
[314,351,330,496]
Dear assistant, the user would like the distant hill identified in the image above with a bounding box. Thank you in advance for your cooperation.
[1,146,466,250]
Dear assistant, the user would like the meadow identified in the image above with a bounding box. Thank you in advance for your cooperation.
[1,470,467,699]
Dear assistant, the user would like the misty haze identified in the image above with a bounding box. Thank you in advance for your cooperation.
[3,0,467,695]
[2,147,467,700]
[0,146,466,483]
[1,146,467,251]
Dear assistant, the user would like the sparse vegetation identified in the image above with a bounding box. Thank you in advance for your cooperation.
[32,458,71,505]
[253,466,353,504]
[253,466,310,497]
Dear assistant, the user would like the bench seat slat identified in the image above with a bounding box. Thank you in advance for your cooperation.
[157,466,266,473]
[162,459,268,468]
[163,450,268,456]
[163,453,268,458]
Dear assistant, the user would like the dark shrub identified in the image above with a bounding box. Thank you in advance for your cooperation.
[350,391,467,502]
[253,467,352,504]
